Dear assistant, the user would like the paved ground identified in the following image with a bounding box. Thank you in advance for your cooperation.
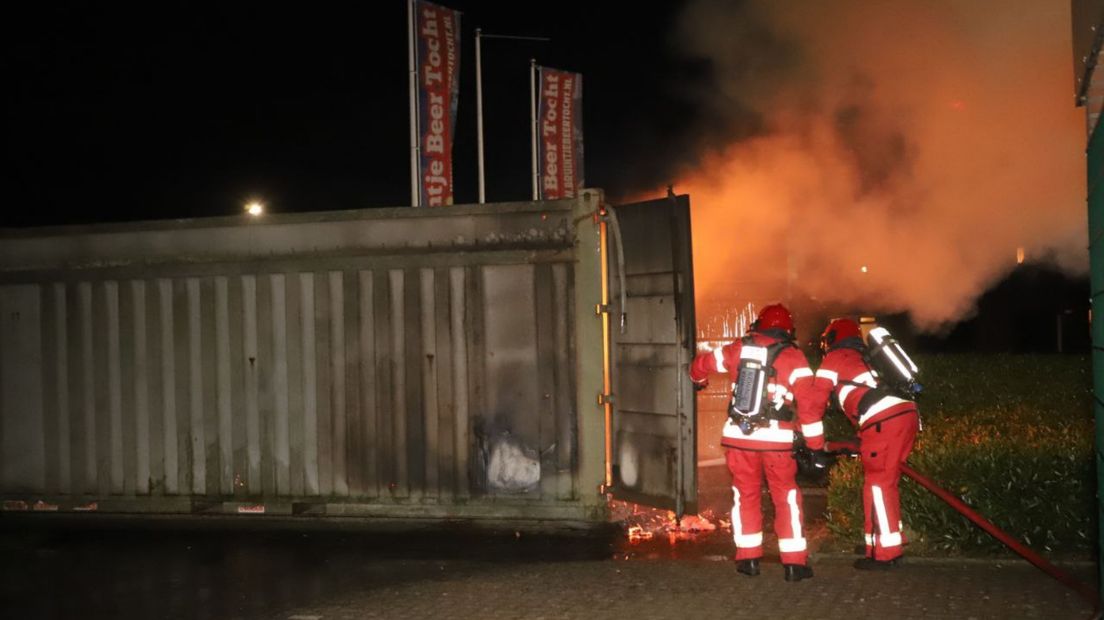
[266,558,1096,620]
[1,463,1096,619]
[0,517,1096,620]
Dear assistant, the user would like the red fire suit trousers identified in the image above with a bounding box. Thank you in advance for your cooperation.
[859,410,920,561]
[725,448,808,566]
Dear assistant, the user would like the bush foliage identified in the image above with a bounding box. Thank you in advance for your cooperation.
[825,354,1095,556]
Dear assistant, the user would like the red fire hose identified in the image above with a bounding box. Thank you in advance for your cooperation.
[825,440,1100,609]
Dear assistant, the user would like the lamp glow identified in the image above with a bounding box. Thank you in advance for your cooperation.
[246,202,264,216]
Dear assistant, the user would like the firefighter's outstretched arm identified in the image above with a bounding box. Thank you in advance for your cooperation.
[689,344,734,388]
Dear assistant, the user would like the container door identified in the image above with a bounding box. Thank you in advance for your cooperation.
[608,193,697,516]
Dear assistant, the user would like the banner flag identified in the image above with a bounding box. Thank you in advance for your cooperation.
[537,66,584,200]
[415,1,461,206]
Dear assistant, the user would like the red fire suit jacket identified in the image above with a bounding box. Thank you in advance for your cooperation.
[690,333,824,451]
[810,346,917,431]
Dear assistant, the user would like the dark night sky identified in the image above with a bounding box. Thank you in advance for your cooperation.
[3,1,1091,347]
[4,1,715,227]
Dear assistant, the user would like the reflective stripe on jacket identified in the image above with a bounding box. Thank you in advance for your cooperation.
[690,333,824,451]
[810,348,916,430]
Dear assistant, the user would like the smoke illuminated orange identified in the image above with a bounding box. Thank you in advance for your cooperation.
[664,0,1085,331]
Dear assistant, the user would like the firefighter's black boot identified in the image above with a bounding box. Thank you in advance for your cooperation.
[736,558,760,577]
[854,557,901,571]
[783,564,813,582]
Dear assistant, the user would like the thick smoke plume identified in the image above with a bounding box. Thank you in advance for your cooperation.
[671,0,1086,331]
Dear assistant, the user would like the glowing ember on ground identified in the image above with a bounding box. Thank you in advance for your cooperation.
[610,499,725,544]
[677,514,717,532]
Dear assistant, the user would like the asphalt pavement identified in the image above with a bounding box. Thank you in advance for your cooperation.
[0,510,1097,620]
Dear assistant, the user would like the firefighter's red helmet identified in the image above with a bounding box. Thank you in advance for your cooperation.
[821,317,862,350]
[754,304,794,333]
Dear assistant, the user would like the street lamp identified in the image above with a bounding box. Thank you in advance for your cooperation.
[475,29,550,204]
[245,201,264,217]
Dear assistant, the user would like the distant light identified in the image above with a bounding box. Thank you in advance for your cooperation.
[1016,246,1025,264]
[860,265,868,273]
[246,202,264,216]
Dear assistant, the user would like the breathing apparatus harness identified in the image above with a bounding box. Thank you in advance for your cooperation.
[728,331,798,435]
[828,333,922,429]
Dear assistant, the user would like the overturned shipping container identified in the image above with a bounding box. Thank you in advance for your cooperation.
[0,190,696,524]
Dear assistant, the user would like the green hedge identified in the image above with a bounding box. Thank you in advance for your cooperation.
[825,354,1095,556]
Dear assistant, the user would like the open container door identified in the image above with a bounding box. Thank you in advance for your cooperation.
[607,193,697,517]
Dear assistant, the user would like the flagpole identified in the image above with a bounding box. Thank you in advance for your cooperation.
[476,28,486,204]
[475,34,548,204]
[530,59,539,201]
[408,0,420,207]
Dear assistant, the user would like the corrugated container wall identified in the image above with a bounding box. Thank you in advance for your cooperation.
[0,192,611,522]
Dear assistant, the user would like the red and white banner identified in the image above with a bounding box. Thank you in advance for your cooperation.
[537,67,584,200]
[415,1,461,206]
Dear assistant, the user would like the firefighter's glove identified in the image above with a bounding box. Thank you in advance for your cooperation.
[809,449,834,470]
[794,446,812,473]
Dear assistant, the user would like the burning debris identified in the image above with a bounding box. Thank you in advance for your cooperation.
[610,499,726,545]
[697,302,757,352]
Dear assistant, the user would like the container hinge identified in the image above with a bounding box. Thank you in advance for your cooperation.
[598,392,615,405]
[595,303,610,315]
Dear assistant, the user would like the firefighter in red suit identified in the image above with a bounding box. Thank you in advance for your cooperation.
[811,318,920,570]
[689,304,824,582]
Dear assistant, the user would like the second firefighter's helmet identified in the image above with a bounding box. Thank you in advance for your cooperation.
[821,317,862,352]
